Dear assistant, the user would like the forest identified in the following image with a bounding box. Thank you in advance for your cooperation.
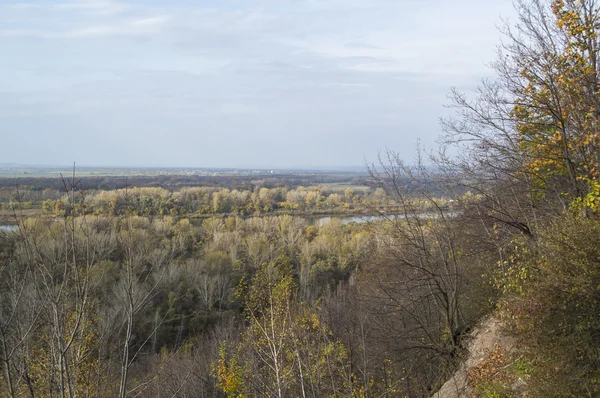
[0,182,453,221]
[0,172,369,192]
[3,0,600,397]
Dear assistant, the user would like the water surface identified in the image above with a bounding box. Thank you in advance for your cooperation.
[0,225,18,232]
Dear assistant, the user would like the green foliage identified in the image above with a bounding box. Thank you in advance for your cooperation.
[497,214,600,396]
[571,177,600,213]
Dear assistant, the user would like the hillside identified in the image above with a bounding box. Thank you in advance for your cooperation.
[434,316,519,398]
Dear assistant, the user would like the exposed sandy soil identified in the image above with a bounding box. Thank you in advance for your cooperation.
[432,315,518,398]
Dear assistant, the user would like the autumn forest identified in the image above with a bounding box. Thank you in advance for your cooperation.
[3,0,600,397]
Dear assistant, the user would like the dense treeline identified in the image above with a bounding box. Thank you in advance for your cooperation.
[2,185,453,219]
[48,186,384,217]
[0,172,369,193]
[1,185,373,216]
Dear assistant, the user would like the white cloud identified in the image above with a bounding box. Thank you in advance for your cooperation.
[62,15,170,38]
[57,0,129,15]
[326,82,371,88]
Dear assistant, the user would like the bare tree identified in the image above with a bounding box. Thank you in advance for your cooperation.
[363,151,468,395]
[116,188,172,398]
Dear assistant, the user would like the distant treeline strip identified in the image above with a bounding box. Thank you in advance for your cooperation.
[0,173,371,191]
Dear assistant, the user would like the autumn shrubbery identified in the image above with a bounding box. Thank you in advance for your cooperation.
[497,214,600,396]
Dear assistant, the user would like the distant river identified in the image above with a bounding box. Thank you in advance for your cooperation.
[1,213,456,231]
[308,212,457,226]
[307,215,387,226]
[0,225,18,232]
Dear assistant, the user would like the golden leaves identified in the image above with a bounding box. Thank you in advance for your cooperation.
[513,1,600,200]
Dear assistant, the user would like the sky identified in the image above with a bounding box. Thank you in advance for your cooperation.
[0,0,516,169]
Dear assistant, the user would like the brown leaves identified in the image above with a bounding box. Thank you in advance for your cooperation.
[467,346,512,397]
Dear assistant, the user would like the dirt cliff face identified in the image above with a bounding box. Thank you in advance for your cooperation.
[432,316,520,398]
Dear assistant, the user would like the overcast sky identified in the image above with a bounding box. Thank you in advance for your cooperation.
[0,0,516,168]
